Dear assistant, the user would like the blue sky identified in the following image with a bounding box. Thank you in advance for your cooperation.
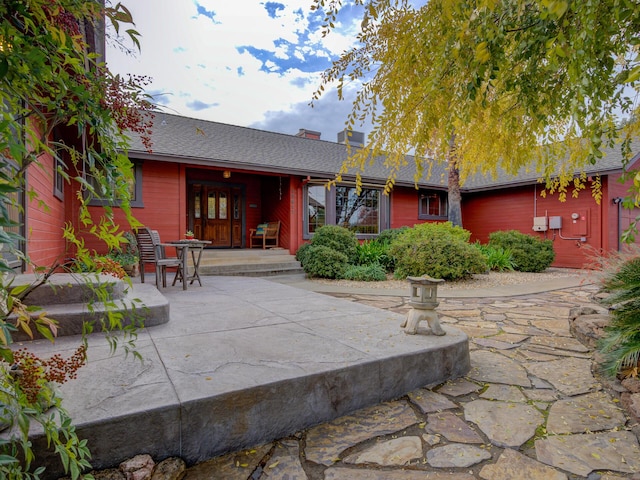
[107,0,369,142]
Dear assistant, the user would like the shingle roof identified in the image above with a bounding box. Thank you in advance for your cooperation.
[125,111,637,192]
[466,140,640,191]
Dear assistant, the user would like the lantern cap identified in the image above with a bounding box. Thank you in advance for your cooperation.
[407,276,445,284]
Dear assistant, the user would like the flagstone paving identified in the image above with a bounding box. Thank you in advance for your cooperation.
[180,285,640,480]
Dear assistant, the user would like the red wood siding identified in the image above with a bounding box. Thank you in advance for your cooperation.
[288,177,304,253]
[137,162,183,240]
[462,182,605,269]
[79,160,183,255]
[260,176,290,250]
[607,171,640,251]
[26,153,67,270]
[244,176,264,245]
[390,187,420,228]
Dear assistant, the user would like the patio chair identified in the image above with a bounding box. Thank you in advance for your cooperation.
[135,227,182,288]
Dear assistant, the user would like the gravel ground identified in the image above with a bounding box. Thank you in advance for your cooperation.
[308,267,592,291]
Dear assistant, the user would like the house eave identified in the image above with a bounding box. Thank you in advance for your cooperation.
[128,150,446,189]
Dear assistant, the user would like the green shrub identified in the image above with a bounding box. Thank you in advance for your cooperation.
[301,245,349,279]
[342,263,387,281]
[295,242,312,266]
[356,239,394,271]
[389,224,487,280]
[376,226,409,246]
[310,225,359,263]
[488,230,555,272]
[597,253,640,378]
[392,221,472,245]
[473,243,515,271]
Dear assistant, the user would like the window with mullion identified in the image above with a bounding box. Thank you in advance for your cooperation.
[419,190,448,219]
[86,161,143,207]
[336,186,380,235]
[306,184,326,234]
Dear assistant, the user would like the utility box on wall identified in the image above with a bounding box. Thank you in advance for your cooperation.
[532,216,548,232]
[570,209,589,237]
[549,216,562,230]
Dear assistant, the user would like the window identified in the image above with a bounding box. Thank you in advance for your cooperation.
[1,163,24,270]
[53,156,65,201]
[336,186,380,234]
[87,161,143,207]
[419,190,448,219]
[306,184,326,233]
[52,136,67,201]
[304,183,387,237]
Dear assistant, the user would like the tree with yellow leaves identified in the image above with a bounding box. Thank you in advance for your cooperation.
[312,0,640,227]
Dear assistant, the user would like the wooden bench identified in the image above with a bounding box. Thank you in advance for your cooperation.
[250,221,280,249]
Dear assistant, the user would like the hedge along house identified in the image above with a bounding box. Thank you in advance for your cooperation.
[18,111,640,273]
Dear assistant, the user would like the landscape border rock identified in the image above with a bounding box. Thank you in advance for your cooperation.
[569,306,640,424]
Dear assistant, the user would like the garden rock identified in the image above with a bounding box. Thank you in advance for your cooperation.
[621,392,640,424]
[568,306,610,348]
[150,457,186,480]
[622,377,640,394]
[120,454,155,480]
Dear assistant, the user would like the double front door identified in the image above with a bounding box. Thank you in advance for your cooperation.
[190,185,242,247]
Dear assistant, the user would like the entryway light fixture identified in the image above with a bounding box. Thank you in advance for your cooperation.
[223,170,231,178]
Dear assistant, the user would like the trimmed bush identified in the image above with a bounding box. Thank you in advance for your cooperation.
[342,263,387,281]
[393,221,472,245]
[295,242,312,266]
[310,225,359,264]
[301,245,348,279]
[389,223,487,280]
[488,230,555,272]
[376,226,409,246]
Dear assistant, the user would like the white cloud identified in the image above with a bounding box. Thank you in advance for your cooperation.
[107,0,366,133]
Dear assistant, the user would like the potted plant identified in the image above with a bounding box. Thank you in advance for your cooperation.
[106,231,140,276]
[185,230,195,240]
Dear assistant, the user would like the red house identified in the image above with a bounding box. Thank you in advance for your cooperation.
[16,112,640,272]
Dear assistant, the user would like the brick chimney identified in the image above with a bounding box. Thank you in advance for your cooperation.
[296,129,321,140]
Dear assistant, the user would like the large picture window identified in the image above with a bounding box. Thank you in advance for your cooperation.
[304,183,386,237]
[336,186,380,234]
[419,190,448,219]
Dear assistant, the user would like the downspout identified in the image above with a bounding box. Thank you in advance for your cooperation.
[613,197,623,251]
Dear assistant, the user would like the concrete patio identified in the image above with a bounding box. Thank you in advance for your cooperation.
[19,275,470,478]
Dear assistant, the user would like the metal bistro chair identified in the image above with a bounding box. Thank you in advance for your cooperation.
[135,227,182,288]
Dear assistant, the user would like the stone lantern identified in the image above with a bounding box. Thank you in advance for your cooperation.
[400,276,446,335]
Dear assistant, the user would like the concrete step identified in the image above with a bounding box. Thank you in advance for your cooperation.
[11,274,170,340]
[197,249,303,276]
[199,262,304,277]
[198,248,295,264]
